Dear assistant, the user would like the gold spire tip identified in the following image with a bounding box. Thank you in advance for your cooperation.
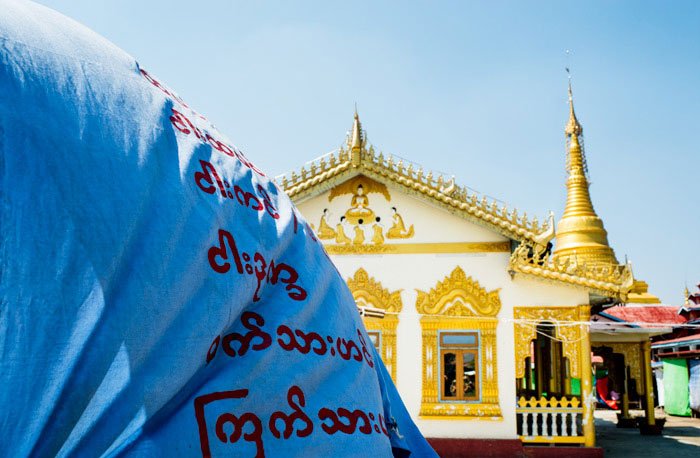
[565,81,583,137]
[350,106,363,150]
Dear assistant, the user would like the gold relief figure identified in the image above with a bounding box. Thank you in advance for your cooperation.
[371,216,385,245]
[353,219,366,245]
[387,206,414,239]
[316,208,337,240]
[344,184,375,225]
[335,216,352,245]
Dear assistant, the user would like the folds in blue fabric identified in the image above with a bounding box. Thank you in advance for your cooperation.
[0,1,436,456]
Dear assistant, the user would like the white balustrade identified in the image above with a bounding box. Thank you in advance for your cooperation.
[515,396,584,444]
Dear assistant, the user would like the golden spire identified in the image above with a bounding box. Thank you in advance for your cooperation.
[564,82,583,137]
[351,106,363,152]
[349,106,364,167]
[552,82,618,266]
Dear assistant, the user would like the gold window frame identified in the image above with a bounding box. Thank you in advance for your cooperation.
[346,268,402,382]
[417,266,502,419]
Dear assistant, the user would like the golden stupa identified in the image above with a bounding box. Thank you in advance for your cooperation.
[552,83,618,266]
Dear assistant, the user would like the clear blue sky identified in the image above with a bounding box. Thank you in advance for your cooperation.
[37,0,700,304]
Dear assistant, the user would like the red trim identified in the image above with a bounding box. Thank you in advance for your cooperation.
[426,438,603,458]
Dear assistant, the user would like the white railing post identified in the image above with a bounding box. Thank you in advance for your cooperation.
[557,412,565,436]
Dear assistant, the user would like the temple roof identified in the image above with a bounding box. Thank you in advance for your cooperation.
[276,110,635,300]
[276,113,551,244]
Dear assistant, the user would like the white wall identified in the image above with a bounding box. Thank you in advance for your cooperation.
[296,180,589,439]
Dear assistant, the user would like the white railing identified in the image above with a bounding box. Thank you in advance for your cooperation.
[516,396,585,444]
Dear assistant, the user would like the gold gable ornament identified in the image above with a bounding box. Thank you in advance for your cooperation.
[328,175,391,203]
[416,266,501,317]
[346,268,402,381]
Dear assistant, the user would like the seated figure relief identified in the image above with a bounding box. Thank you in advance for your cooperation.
[371,217,384,245]
[387,206,414,239]
[315,181,416,245]
[344,185,375,225]
[335,216,352,245]
[316,208,337,240]
[353,219,366,245]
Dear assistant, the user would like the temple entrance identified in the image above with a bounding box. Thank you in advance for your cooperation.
[591,346,641,415]
[518,323,575,398]
[516,322,584,444]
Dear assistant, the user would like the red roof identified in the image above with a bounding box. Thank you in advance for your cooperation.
[603,305,687,327]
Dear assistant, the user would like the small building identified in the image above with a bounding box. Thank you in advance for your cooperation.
[649,288,700,417]
[590,287,700,426]
[590,302,674,429]
[277,86,641,450]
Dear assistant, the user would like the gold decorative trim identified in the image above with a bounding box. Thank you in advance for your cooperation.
[417,267,502,419]
[346,268,402,381]
[276,113,552,244]
[513,306,588,379]
[509,241,634,300]
[363,316,399,382]
[347,268,403,314]
[627,280,661,304]
[325,241,510,255]
[328,175,391,202]
[416,267,501,317]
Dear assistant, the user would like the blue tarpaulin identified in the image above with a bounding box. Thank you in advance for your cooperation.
[0,1,436,456]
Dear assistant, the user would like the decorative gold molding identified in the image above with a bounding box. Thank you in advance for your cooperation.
[513,306,588,379]
[325,241,510,255]
[347,268,403,314]
[276,114,552,244]
[328,175,391,202]
[416,267,501,317]
[417,267,502,419]
[346,268,402,381]
[509,241,634,300]
[363,315,399,382]
[627,280,661,304]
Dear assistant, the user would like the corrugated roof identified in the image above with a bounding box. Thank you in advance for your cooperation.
[603,305,687,327]
[652,333,700,347]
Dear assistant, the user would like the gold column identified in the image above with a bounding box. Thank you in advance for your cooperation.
[621,393,630,418]
[642,340,656,426]
[536,339,544,398]
[579,305,595,447]
[620,366,631,420]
